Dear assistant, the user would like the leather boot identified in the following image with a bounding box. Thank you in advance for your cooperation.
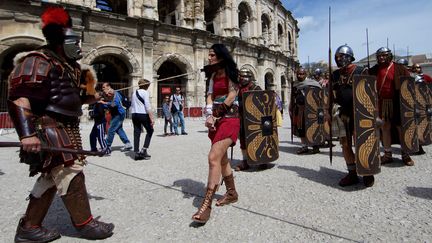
[363,175,375,187]
[380,151,393,164]
[234,160,250,171]
[402,153,414,166]
[192,185,217,223]
[216,174,238,206]
[338,169,359,187]
[15,187,61,243]
[62,172,114,240]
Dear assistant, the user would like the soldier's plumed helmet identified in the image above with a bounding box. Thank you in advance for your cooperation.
[335,45,355,68]
[396,58,408,66]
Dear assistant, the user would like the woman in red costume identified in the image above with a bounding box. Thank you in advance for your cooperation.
[192,44,240,223]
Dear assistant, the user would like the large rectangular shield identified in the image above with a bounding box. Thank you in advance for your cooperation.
[304,86,328,146]
[415,81,432,145]
[426,84,432,143]
[242,90,279,165]
[400,76,419,153]
[353,75,381,176]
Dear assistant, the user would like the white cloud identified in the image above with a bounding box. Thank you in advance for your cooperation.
[296,16,322,33]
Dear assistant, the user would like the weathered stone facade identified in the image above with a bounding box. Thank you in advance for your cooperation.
[0,0,298,113]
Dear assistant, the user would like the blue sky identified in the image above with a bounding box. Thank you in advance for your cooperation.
[281,0,432,65]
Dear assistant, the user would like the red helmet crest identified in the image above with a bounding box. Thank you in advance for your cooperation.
[41,7,71,29]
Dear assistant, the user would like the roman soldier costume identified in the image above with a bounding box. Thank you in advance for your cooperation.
[8,7,114,242]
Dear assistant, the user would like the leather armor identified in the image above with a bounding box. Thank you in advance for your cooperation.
[9,49,83,117]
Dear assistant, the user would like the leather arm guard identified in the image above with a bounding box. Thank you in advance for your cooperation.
[7,100,36,140]
[212,102,230,118]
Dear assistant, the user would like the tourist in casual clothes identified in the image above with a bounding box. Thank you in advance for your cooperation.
[89,92,110,154]
[162,95,174,136]
[169,87,188,135]
[101,82,132,153]
[131,79,154,160]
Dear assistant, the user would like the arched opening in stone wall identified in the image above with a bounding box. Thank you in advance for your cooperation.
[0,44,39,112]
[281,75,287,105]
[156,61,187,111]
[278,23,284,46]
[204,0,225,33]
[238,2,252,40]
[264,72,274,91]
[96,0,127,15]
[288,31,292,53]
[92,54,130,97]
[261,14,271,45]
[158,0,180,25]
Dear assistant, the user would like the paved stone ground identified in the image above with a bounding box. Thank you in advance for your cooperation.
[1,117,431,242]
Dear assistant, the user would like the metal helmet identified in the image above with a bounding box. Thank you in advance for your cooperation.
[334,45,355,68]
[376,47,393,63]
[314,68,322,76]
[396,58,408,66]
[63,28,82,60]
[412,63,422,73]
[239,68,253,86]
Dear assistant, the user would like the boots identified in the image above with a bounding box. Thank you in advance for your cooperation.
[62,172,114,240]
[338,169,359,187]
[192,185,217,223]
[15,187,61,243]
[216,174,238,206]
[363,175,375,187]
[402,153,414,166]
[234,160,250,171]
[135,148,151,160]
[380,151,394,164]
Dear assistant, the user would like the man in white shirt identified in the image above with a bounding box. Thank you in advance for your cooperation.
[131,79,154,160]
[169,87,188,135]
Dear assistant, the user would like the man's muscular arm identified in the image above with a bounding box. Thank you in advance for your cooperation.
[12,98,41,152]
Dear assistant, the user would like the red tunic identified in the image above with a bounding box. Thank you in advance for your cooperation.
[208,76,240,145]
[376,62,395,99]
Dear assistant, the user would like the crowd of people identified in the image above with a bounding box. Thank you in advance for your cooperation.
[5,6,432,242]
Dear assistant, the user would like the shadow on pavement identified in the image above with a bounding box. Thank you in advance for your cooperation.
[406,186,432,200]
[0,170,4,175]
[278,165,365,191]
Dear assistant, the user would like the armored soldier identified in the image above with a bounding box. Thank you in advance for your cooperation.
[289,68,321,154]
[412,63,432,84]
[234,68,263,171]
[7,7,114,242]
[369,47,414,166]
[332,45,375,187]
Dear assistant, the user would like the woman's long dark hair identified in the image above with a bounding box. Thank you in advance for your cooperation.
[210,44,239,84]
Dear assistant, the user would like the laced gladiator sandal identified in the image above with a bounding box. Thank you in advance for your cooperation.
[296,146,309,154]
[234,160,250,171]
[15,218,61,243]
[216,174,238,207]
[310,146,320,154]
[76,218,115,240]
[338,169,359,187]
[402,153,414,166]
[192,186,217,223]
[363,175,375,187]
[380,151,394,165]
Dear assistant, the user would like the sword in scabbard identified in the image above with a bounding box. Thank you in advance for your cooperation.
[0,142,105,156]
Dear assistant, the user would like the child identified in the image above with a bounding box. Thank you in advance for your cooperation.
[162,95,174,136]
[90,92,110,154]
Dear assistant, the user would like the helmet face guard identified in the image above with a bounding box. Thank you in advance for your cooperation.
[63,28,82,60]
[239,69,253,86]
[335,45,355,68]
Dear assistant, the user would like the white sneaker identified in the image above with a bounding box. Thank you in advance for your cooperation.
[121,143,132,152]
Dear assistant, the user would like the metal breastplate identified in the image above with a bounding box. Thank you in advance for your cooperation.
[45,63,83,117]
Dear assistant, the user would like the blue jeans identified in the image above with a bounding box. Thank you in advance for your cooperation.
[172,111,186,134]
[106,113,130,147]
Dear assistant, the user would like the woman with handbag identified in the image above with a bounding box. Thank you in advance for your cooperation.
[192,44,240,223]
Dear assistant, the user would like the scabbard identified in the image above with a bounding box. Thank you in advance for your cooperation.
[0,142,104,156]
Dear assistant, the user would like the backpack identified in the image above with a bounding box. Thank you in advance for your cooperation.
[119,92,131,109]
